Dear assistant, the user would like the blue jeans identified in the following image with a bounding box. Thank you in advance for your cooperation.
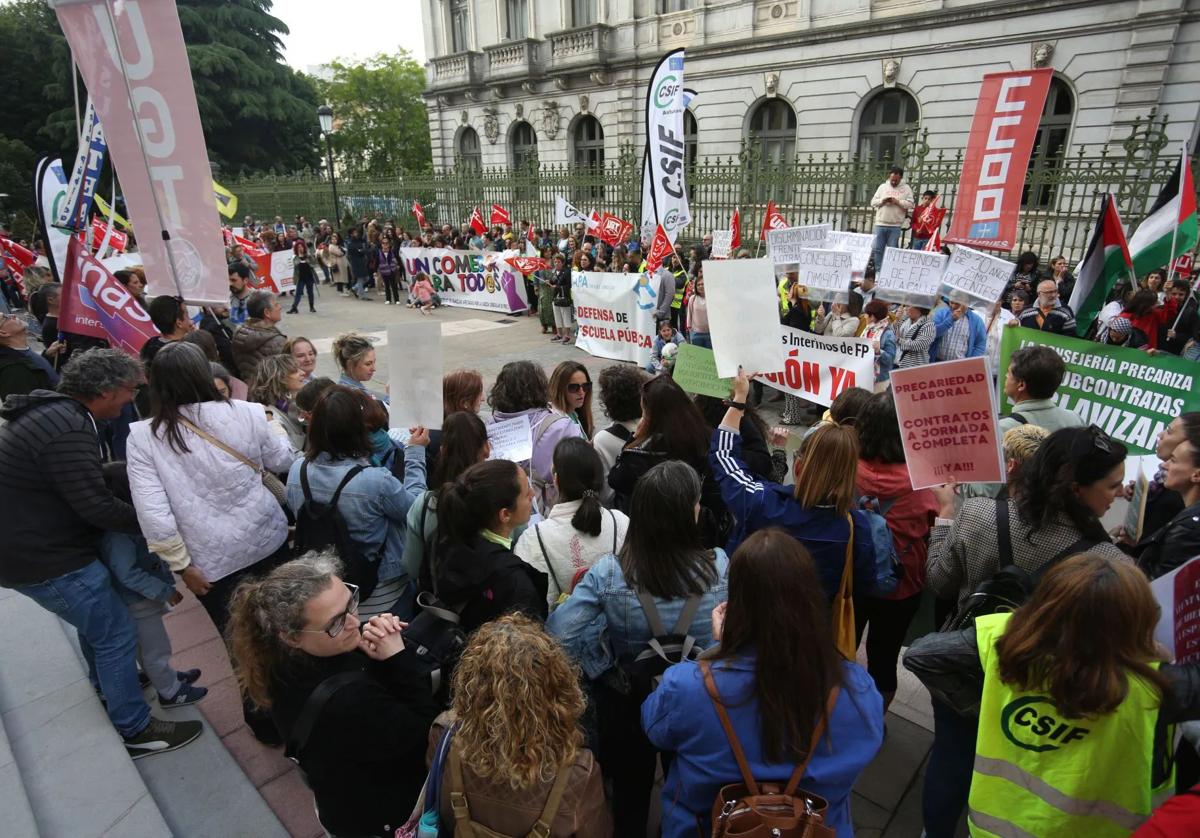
[909,237,930,251]
[871,225,903,273]
[15,560,149,738]
[922,697,978,837]
[690,331,712,349]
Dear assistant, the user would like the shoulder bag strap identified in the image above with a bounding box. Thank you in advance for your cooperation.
[609,509,618,553]
[447,746,476,836]
[286,670,370,762]
[327,465,366,507]
[838,515,855,600]
[782,686,843,797]
[995,497,1013,562]
[635,590,668,637]
[178,415,263,475]
[534,524,567,594]
[702,661,760,796]
[529,756,576,838]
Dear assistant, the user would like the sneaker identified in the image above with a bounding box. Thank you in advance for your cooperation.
[551,335,563,342]
[340,291,351,297]
[158,683,208,708]
[138,671,151,690]
[124,717,203,760]
[177,669,201,685]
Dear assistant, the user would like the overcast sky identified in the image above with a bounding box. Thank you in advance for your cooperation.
[271,0,427,70]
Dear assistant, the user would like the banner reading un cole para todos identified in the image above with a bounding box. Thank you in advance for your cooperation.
[571,271,654,366]
[400,247,527,314]
[999,327,1200,455]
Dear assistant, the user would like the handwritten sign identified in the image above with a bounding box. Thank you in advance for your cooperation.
[889,357,1005,489]
[387,323,443,430]
[710,230,733,260]
[704,258,786,378]
[825,230,875,277]
[941,245,1012,305]
[875,247,948,307]
[756,327,874,408]
[792,248,853,297]
[767,224,832,266]
[673,343,733,399]
[487,415,533,463]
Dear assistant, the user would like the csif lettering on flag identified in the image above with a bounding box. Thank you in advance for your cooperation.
[641,87,696,243]
[56,99,107,232]
[555,195,590,227]
[642,50,692,245]
[945,69,1053,252]
[60,235,160,356]
[52,0,229,304]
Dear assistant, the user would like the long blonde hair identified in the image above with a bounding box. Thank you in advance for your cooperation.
[451,615,585,789]
[793,422,858,516]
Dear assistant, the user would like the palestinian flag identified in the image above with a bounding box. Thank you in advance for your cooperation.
[1069,192,1134,337]
[1128,150,1198,276]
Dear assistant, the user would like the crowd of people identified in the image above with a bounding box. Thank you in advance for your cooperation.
[3,193,1200,838]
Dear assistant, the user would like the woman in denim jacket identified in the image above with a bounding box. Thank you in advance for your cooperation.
[286,386,429,620]
[547,460,729,838]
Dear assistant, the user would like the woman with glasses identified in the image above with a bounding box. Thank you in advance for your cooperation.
[227,551,439,838]
[548,360,594,439]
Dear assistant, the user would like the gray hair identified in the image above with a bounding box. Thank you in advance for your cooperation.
[243,550,343,638]
[247,290,277,320]
[57,348,143,400]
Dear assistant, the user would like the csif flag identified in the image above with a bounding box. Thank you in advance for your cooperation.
[59,235,160,356]
[760,201,789,240]
[554,195,590,227]
[730,208,741,250]
[491,204,512,226]
[412,200,427,229]
[1070,192,1134,337]
[468,206,487,236]
[1128,148,1199,276]
[645,224,674,274]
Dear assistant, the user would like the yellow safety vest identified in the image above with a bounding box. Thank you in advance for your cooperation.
[777,277,790,314]
[969,613,1172,838]
[671,269,686,309]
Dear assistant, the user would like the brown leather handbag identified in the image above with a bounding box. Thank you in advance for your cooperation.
[701,661,840,838]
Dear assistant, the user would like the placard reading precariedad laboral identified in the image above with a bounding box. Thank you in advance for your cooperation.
[767,224,831,266]
[998,326,1200,456]
[400,247,528,314]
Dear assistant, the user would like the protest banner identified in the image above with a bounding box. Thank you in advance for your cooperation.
[1124,462,1151,543]
[1151,556,1200,663]
[249,250,296,294]
[59,236,160,357]
[643,49,691,244]
[941,245,1013,306]
[825,230,874,278]
[387,323,443,431]
[890,357,1005,489]
[55,0,229,303]
[875,247,947,307]
[673,344,733,399]
[757,328,874,408]
[946,68,1054,251]
[999,326,1200,455]
[572,272,654,366]
[710,230,733,259]
[400,247,527,314]
[792,248,853,298]
[767,224,832,266]
[487,415,533,463]
[704,258,786,377]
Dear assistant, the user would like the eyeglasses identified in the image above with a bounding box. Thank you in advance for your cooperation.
[296,582,359,638]
[567,382,593,394]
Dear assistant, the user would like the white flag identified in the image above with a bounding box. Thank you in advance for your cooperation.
[555,195,590,227]
[643,51,691,245]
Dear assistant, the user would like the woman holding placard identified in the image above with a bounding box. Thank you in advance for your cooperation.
[893,305,936,369]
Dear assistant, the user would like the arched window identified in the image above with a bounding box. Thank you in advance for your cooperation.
[573,115,604,169]
[457,127,481,171]
[857,89,919,165]
[747,99,796,165]
[1024,78,1074,208]
[510,121,537,170]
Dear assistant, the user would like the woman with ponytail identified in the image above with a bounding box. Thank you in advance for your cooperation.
[227,551,438,838]
[515,438,630,609]
[425,459,547,633]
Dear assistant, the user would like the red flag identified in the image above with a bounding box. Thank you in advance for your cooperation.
[730,208,742,249]
[587,210,601,231]
[2,254,26,286]
[645,225,674,275]
[90,217,128,253]
[60,236,160,356]
[760,201,789,240]
[526,224,536,244]
[595,212,634,247]
[508,256,550,275]
[222,227,233,247]
[412,200,428,229]
[0,235,36,268]
[233,234,266,257]
[924,228,943,253]
[469,206,487,236]
[490,204,512,226]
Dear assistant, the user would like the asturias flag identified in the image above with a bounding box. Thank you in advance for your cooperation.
[1069,192,1134,337]
[1128,150,1198,276]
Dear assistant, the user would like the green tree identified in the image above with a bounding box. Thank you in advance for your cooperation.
[316,53,433,175]
[0,136,38,222]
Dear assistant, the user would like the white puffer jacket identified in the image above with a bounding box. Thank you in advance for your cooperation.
[126,400,298,582]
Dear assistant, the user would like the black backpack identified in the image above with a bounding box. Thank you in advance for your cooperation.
[943,497,1095,632]
[606,592,704,698]
[293,461,384,598]
[284,669,371,789]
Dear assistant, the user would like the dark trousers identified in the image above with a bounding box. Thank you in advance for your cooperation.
[596,682,661,837]
[923,697,978,838]
[854,592,923,694]
[524,277,538,312]
[196,540,291,742]
[290,274,316,311]
[381,273,400,303]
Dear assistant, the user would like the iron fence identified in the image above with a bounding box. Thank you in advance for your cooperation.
[230,109,1191,265]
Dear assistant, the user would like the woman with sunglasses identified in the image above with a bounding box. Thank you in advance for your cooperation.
[548,360,594,439]
[227,551,439,838]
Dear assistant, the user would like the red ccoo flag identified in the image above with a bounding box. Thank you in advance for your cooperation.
[645,224,674,275]
[730,208,742,249]
[526,223,536,244]
[412,200,427,229]
[0,235,36,268]
[760,201,789,240]
[468,206,487,236]
[508,256,550,275]
[491,203,512,226]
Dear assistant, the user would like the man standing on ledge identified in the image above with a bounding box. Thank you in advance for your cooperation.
[870,166,915,273]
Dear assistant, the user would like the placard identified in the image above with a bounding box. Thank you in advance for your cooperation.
[793,248,853,297]
[756,327,875,408]
[487,415,533,463]
[1124,463,1151,544]
[875,247,948,307]
[710,230,733,259]
[673,344,733,399]
[1151,556,1200,663]
[767,224,832,266]
[400,247,528,314]
[890,357,1006,489]
[941,245,1013,305]
[387,323,443,431]
[572,271,655,366]
[704,258,786,377]
[825,230,875,277]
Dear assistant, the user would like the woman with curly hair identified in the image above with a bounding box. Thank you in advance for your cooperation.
[227,551,438,837]
[247,354,307,452]
[548,360,594,439]
[432,614,611,836]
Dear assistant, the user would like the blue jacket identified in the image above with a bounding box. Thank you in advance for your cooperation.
[286,448,427,585]
[929,307,987,361]
[642,656,885,838]
[98,531,175,606]
[546,550,729,678]
[876,328,897,382]
[338,372,390,405]
[710,428,893,600]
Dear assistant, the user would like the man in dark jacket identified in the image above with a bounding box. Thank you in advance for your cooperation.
[0,349,202,758]
[0,311,60,399]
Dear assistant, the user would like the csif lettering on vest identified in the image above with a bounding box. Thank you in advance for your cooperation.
[1000,696,1090,752]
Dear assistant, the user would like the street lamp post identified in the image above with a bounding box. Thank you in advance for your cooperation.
[317,104,340,226]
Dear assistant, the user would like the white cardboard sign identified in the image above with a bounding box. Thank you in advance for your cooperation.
[703,258,786,377]
[387,323,444,431]
[767,224,832,266]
